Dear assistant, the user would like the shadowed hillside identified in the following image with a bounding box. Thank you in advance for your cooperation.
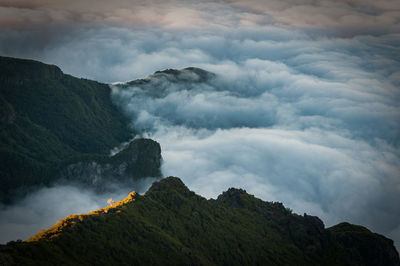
[1,177,398,266]
[0,56,162,202]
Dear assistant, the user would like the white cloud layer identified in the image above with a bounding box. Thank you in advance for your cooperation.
[108,29,400,249]
[0,178,157,243]
[0,0,399,252]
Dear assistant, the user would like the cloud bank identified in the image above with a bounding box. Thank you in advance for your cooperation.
[0,0,400,82]
[0,178,157,244]
[110,54,400,242]
[0,0,399,251]
[109,30,400,248]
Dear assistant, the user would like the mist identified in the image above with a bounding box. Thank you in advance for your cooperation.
[0,178,157,244]
[110,54,400,250]
[0,0,399,251]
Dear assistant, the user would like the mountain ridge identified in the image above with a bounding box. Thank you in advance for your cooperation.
[0,56,162,202]
[1,56,399,265]
[1,177,398,265]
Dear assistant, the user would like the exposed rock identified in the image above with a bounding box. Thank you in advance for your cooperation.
[0,97,16,128]
[0,56,132,203]
[57,138,162,190]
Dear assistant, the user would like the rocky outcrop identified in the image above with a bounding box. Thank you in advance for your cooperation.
[116,67,217,98]
[57,138,162,189]
[0,56,63,85]
[329,222,400,266]
[0,97,15,128]
[0,56,132,203]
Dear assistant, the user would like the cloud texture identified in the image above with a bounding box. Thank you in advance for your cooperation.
[110,49,400,249]
[0,0,399,251]
[0,178,157,243]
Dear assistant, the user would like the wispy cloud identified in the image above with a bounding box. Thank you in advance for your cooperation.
[0,0,399,251]
[109,28,400,248]
[0,178,157,243]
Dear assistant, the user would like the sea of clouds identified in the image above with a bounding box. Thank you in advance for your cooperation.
[0,177,158,243]
[109,38,400,248]
[0,0,399,250]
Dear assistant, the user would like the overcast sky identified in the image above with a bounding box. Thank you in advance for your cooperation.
[0,0,399,251]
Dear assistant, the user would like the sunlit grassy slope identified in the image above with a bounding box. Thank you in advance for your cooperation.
[0,56,132,202]
[1,177,398,266]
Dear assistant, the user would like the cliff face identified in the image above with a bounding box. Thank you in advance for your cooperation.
[0,56,162,203]
[1,177,398,266]
[57,138,162,189]
[0,57,63,85]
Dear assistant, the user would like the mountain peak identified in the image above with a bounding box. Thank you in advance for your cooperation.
[111,138,162,174]
[0,56,63,84]
[122,67,216,90]
[0,56,132,203]
[147,176,191,196]
[1,177,399,265]
[216,187,249,208]
[153,67,216,82]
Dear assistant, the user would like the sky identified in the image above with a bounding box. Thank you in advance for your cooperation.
[1,0,400,250]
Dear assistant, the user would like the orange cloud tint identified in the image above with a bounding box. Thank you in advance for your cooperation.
[0,0,398,35]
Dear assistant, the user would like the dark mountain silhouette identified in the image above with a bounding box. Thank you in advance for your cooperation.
[0,56,161,203]
[1,57,398,265]
[1,177,399,265]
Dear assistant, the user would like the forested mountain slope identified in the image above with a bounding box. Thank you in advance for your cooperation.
[0,56,161,202]
[1,177,398,266]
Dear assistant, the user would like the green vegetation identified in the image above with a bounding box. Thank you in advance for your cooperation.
[57,138,162,188]
[1,177,398,265]
[0,56,135,202]
[1,57,398,265]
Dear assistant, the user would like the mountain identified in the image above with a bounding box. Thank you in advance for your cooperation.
[118,67,217,98]
[57,138,162,190]
[0,56,161,202]
[1,177,398,265]
[1,57,399,265]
